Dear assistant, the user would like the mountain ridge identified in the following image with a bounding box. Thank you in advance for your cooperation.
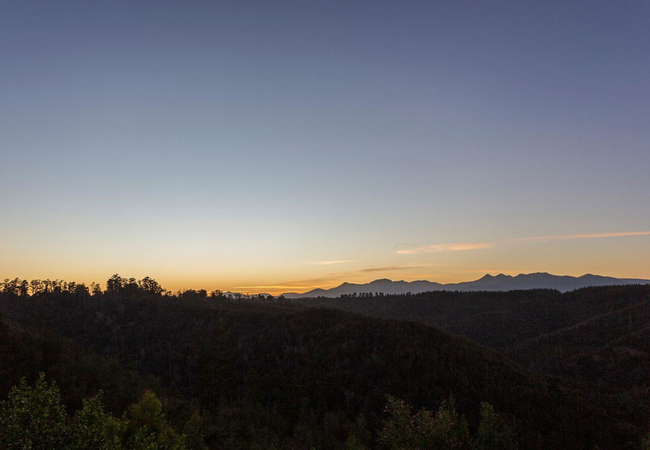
[283,272,650,298]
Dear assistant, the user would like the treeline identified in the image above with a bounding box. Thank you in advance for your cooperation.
[0,275,279,301]
[1,275,648,449]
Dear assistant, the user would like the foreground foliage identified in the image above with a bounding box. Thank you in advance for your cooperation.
[0,375,523,450]
[0,375,185,450]
[379,396,517,450]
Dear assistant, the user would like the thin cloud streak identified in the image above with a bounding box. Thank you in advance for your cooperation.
[359,265,420,273]
[235,285,315,290]
[398,231,650,255]
[515,231,650,242]
[308,260,354,266]
[396,242,494,254]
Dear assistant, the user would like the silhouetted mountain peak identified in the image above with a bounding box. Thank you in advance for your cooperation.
[283,273,650,298]
[579,273,604,280]
[520,272,552,278]
[479,274,512,281]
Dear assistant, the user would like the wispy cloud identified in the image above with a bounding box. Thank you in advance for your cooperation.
[398,231,650,255]
[235,275,345,292]
[454,268,517,274]
[235,285,312,290]
[307,260,354,266]
[515,231,650,242]
[274,273,353,290]
[396,242,494,254]
[359,265,420,273]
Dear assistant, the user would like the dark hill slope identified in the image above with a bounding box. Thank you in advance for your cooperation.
[296,285,650,433]
[297,289,563,349]
[0,291,646,449]
[509,298,650,391]
[297,285,650,355]
[0,310,147,415]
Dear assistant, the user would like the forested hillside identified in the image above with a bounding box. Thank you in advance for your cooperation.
[1,277,648,449]
[298,286,650,435]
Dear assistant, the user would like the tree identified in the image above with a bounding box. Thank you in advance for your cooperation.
[124,390,185,450]
[92,282,103,296]
[473,402,517,450]
[1,278,26,297]
[138,277,163,296]
[69,394,124,450]
[345,414,371,450]
[428,395,470,450]
[107,274,125,294]
[28,279,41,295]
[379,396,520,450]
[379,395,470,450]
[183,410,207,450]
[0,376,188,450]
[0,374,69,449]
[210,289,224,299]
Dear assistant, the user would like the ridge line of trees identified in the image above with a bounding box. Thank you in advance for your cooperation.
[1,275,285,302]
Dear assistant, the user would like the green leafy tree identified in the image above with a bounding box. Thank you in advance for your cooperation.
[380,395,470,450]
[380,396,520,450]
[69,394,125,450]
[0,374,69,449]
[183,410,207,450]
[379,396,421,449]
[124,390,185,450]
[428,395,470,450]
[346,414,371,450]
[472,402,517,450]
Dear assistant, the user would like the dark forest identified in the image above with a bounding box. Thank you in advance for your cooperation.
[1,276,649,449]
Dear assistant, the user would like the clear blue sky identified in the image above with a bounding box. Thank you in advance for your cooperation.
[2,0,649,293]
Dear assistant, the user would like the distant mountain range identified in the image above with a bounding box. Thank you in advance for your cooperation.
[283,272,650,298]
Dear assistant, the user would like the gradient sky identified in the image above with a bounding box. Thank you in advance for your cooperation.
[1,0,649,294]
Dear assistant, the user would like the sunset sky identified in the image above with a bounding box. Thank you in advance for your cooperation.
[1,1,649,294]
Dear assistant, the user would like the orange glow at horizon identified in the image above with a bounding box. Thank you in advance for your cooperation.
[3,263,650,297]
[2,229,650,296]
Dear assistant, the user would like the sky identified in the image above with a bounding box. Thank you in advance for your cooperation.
[1,0,649,294]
